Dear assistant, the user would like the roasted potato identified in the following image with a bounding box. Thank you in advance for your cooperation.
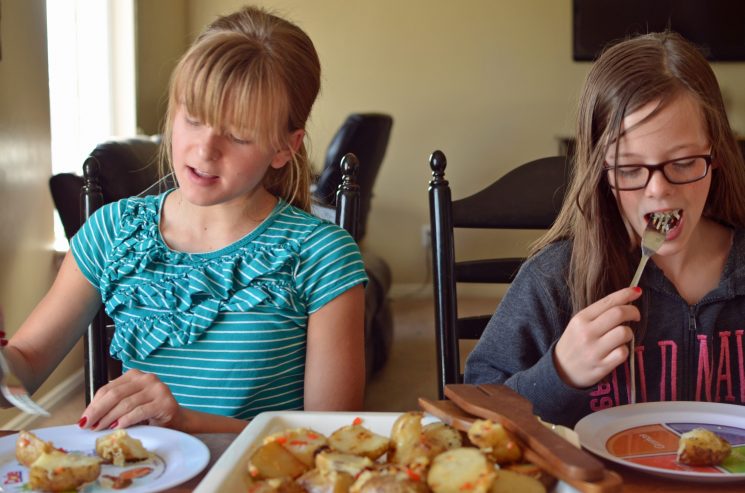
[28,450,101,492]
[246,476,307,493]
[389,412,450,467]
[490,469,545,493]
[248,440,309,479]
[426,447,496,493]
[297,467,355,493]
[265,427,329,466]
[677,428,732,466]
[95,429,150,466]
[352,470,429,493]
[15,430,55,467]
[467,419,522,464]
[329,424,389,460]
[315,450,373,477]
[423,422,462,452]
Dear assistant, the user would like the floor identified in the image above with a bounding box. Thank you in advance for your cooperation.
[30,297,498,427]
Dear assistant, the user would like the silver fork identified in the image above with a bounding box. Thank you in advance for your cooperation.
[0,349,50,416]
[627,216,669,404]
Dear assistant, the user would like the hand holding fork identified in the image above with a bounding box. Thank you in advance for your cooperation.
[0,307,50,416]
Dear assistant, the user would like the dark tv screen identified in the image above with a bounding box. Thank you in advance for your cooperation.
[573,0,745,61]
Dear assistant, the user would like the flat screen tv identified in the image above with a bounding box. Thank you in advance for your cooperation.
[573,0,745,61]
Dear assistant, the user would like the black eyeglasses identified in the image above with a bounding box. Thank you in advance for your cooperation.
[604,154,712,191]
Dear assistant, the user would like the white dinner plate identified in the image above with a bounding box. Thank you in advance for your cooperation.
[575,401,745,482]
[194,411,577,493]
[0,424,209,492]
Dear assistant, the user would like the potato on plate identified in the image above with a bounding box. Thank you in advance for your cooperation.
[297,467,355,493]
[490,469,545,493]
[467,419,522,464]
[15,430,55,467]
[95,429,150,466]
[427,447,496,493]
[677,427,732,466]
[315,450,373,477]
[329,423,389,460]
[248,440,309,479]
[28,450,101,492]
[246,476,306,493]
[264,427,328,466]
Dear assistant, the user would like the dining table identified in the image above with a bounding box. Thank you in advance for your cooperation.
[0,428,743,492]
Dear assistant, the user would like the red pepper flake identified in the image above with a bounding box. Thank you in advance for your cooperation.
[275,436,288,444]
[307,432,319,440]
[460,482,474,491]
[506,442,514,449]
[352,417,363,426]
[405,468,420,482]
[249,468,259,478]
[18,439,29,447]
[289,440,307,446]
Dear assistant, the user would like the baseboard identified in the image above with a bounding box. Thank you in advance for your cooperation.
[391,283,507,300]
[1,369,84,430]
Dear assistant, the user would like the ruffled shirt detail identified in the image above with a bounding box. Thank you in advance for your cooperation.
[101,197,302,363]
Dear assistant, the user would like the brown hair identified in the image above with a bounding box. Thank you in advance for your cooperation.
[160,5,320,211]
[533,31,745,313]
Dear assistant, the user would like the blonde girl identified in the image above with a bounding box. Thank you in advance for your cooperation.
[4,6,367,434]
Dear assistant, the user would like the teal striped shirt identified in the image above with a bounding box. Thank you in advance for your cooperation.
[70,192,367,419]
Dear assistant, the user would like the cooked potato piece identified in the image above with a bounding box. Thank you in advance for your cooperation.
[677,428,732,466]
[329,424,389,460]
[423,422,462,452]
[353,470,429,493]
[388,412,443,467]
[316,450,374,477]
[248,440,308,479]
[297,467,355,493]
[16,430,55,467]
[467,419,522,464]
[427,447,496,493]
[28,450,101,492]
[95,429,150,467]
[490,469,545,493]
[246,476,306,493]
[264,427,328,467]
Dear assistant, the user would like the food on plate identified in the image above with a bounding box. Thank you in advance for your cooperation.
[297,467,355,493]
[489,469,545,493]
[246,476,306,493]
[248,439,309,479]
[95,429,151,467]
[467,419,522,464]
[15,430,57,467]
[329,423,389,460]
[28,450,101,492]
[676,427,732,466]
[265,427,329,466]
[244,414,550,492]
[426,447,496,493]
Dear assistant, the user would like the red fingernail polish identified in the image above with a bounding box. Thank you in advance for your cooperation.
[92,421,100,429]
[78,416,87,428]
[632,287,642,293]
[108,420,119,430]
[0,331,5,337]
[1,340,8,346]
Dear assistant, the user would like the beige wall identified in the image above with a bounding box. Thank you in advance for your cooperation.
[0,0,83,423]
[176,0,745,291]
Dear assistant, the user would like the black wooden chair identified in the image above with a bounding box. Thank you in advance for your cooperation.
[427,150,571,399]
[50,137,361,405]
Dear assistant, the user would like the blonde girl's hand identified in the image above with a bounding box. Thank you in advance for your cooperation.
[554,287,642,389]
[78,369,182,431]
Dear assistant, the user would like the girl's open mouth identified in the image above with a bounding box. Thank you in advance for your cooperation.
[645,209,682,234]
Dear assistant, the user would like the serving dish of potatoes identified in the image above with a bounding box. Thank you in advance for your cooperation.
[195,412,578,493]
[0,425,209,492]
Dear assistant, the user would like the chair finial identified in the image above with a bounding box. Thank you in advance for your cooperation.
[82,156,101,184]
[429,150,448,185]
[341,153,359,186]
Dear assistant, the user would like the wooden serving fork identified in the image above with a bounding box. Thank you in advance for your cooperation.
[422,384,622,493]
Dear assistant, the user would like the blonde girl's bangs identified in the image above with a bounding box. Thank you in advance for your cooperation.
[170,33,291,152]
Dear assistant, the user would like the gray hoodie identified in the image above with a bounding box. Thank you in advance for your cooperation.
[465,229,745,427]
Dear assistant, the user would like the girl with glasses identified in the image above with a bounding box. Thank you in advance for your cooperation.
[466,32,745,427]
